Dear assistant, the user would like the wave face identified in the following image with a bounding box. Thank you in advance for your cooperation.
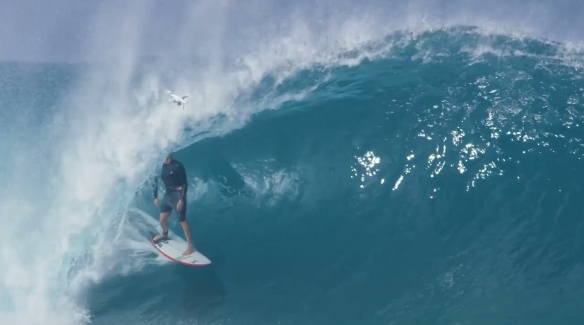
[3,26,584,325]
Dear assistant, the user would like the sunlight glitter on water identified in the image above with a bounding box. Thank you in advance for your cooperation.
[351,151,381,189]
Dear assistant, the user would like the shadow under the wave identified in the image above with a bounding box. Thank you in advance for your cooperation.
[83,262,226,324]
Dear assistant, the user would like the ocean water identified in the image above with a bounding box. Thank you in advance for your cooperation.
[2,25,584,325]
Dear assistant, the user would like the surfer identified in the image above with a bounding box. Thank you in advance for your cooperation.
[151,153,195,256]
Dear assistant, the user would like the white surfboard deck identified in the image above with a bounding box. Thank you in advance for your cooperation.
[149,232,211,267]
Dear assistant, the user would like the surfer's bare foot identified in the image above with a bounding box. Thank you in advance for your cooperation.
[182,246,195,256]
[152,233,168,242]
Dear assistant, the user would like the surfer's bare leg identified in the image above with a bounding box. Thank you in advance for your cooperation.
[179,220,195,255]
[153,212,170,241]
[176,198,194,255]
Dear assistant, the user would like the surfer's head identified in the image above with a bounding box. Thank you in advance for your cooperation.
[164,153,173,164]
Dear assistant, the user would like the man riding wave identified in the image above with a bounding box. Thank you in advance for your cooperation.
[151,153,195,256]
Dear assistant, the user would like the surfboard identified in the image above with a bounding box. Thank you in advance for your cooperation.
[149,232,211,267]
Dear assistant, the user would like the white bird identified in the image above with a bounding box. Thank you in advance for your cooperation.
[166,90,189,109]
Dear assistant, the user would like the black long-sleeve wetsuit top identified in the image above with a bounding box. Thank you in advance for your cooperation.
[152,159,188,200]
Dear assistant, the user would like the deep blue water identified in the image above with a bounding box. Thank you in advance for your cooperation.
[2,27,584,325]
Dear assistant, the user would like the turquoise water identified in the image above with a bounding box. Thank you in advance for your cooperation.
[2,27,584,325]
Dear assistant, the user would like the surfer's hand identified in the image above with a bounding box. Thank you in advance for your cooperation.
[177,199,184,211]
[154,198,159,207]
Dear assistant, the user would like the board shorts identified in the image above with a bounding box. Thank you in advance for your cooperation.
[160,190,187,222]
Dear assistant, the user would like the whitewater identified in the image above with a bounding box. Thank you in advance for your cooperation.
[2,1,584,324]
